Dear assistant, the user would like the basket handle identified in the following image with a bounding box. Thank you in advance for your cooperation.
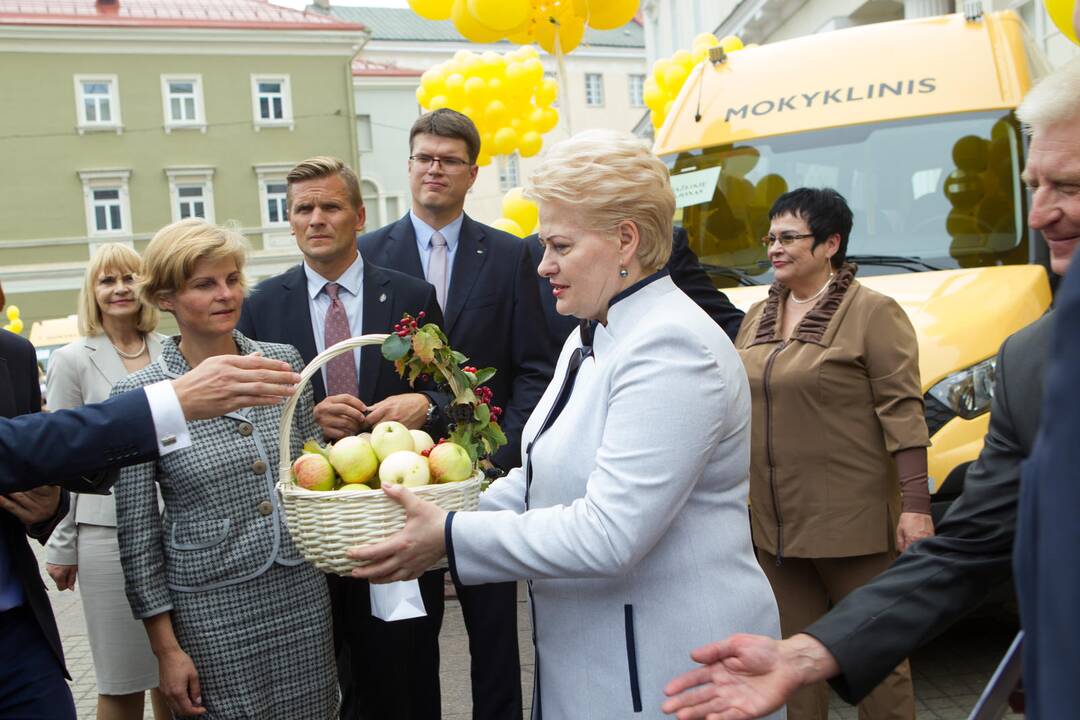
[277,333,390,482]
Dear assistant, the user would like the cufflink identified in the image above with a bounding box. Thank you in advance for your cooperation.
[161,434,177,447]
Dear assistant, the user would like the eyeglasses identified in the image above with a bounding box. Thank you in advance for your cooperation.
[761,232,815,248]
[409,154,471,171]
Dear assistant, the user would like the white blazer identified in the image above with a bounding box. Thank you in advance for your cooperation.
[448,275,783,719]
[44,333,164,565]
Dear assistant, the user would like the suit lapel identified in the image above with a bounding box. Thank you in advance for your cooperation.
[382,215,426,279]
[86,334,133,386]
[444,214,487,333]
[360,264,393,402]
[280,266,325,400]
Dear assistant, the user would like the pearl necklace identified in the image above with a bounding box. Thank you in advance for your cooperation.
[788,273,834,305]
[111,336,147,359]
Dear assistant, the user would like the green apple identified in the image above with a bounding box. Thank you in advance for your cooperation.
[410,429,435,454]
[292,452,336,491]
[370,421,415,461]
[427,442,473,483]
[338,483,373,492]
[328,435,378,485]
[378,450,431,487]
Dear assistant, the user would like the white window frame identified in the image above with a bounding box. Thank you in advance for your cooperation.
[161,74,206,133]
[78,169,133,245]
[497,153,520,192]
[585,73,605,107]
[250,74,294,131]
[628,74,646,108]
[74,75,122,134]
[165,167,215,223]
[357,114,374,152]
[254,163,295,248]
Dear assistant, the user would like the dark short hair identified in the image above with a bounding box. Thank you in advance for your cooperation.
[409,109,481,164]
[769,187,852,269]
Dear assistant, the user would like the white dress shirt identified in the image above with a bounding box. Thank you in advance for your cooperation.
[410,210,463,286]
[144,380,191,455]
[303,253,365,389]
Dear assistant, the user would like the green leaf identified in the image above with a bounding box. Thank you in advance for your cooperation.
[474,403,490,427]
[412,332,443,364]
[382,334,411,361]
[303,439,328,458]
[451,351,469,364]
[474,367,497,385]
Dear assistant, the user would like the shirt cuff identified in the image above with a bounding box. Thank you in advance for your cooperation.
[144,381,192,456]
[444,511,460,588]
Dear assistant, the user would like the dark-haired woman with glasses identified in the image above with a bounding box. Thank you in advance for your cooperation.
[734,187,934,720]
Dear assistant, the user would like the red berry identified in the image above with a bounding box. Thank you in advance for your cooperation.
[418,311,426,318]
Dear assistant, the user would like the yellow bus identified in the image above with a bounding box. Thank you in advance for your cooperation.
[654,10,1053,518]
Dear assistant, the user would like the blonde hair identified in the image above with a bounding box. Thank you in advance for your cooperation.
[1016,55,1080,136]
[525,129,674,271]
[138,219,249,308]
[78,243,158,336]
[286,156,363,211]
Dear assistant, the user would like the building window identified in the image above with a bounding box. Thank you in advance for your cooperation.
[78,169,132,240]
[161,75,205,132]
[266,182,289,224]
[357,114,373,152]
[251,75,293,129]
[74,75,122,133]
[628,74,646,108]
[254,163,295,248]
[585,73,605,107]
[497,153,520,192]
[165,167,215,223]
[361,178,380,229]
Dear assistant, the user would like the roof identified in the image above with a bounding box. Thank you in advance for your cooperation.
[0,0,369,31]
[352,56,422,77]
[323,5,643,48]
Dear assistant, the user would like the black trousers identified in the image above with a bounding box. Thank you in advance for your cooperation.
[335,571,522,720]
[0,606,75,720]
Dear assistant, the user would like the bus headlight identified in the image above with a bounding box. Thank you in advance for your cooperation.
[927,357,997,420]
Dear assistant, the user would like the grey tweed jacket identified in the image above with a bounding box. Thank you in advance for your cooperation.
[111,332,320,619]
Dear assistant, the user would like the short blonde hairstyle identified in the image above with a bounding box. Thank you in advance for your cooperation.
[525,129,674,271]
[138,219,249,308]
[1016,55,1080,136]
[78,243,158,336]
[286,156,363,211]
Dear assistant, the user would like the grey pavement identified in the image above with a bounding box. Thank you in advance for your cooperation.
[32,542,1018,719]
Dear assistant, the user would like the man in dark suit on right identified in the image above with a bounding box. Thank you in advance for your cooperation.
[660,54,1080,720]
[358,109,554,720]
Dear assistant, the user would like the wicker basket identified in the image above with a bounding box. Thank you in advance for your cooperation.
[276,333,482,576]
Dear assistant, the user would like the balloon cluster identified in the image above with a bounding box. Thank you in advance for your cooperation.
[490,187,539,237]
[408,0,639,54]
[3,305,23,335]
[1045,0,1078,45]
[644,33,751,131]
[417,47,559,165]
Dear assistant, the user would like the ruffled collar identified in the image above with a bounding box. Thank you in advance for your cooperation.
[750,262,858,346]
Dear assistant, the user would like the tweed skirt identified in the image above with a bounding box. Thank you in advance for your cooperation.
[77,524,161,695]
[169,561,338,719]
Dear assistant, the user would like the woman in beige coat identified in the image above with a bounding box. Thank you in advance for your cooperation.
[44,243,169,720]
[735,188,934,720]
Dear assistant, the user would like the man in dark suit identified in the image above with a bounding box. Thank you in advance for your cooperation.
[237,156,448,720]
[660,55,1080,720]
[358,109,553,720]
[526,225,745,351]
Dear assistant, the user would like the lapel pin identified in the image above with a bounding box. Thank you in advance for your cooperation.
[379,293,387,303]
[477,249,484,255]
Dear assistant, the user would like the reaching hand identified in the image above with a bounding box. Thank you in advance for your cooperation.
[157,648,206,716]
[0,486,61,525]
[896,511,934,552]
[315,394,369,440]
[346,483,448,583]
[171,352,300,421]
[47,563,78,591]
[662,634,838,719]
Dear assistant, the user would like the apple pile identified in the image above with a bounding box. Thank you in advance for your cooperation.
[291,420,475,492]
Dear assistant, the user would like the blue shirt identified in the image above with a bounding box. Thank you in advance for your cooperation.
[410,210,463,288]
[304,253,365,390]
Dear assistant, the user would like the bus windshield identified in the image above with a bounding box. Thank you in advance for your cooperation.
[663,111,1028,287]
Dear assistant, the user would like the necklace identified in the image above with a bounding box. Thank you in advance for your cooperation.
[789,273,834,305]
[111,336,147,359]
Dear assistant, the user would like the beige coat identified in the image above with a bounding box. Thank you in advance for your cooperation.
[735,265,929,559]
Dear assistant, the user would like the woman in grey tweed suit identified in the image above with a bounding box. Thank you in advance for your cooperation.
[111,219,337,719]
[349,131,783,719]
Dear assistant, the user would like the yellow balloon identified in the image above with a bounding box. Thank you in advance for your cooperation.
[1045,0,1079,44]
[491,217,526,237]
[451,0,505,43]
[445,73,466,102]
[461,105,480,124]
[6,318,23,334]
[416,85,431,108]
[522,57,545,86]
[409,0,453,21]
[643,79,667,112]
[464,76,488,104]
[672,49,695,71]
[720,35,744,52]
[503,187,539,230]
[485,99,509,127]
[468,0,531,32]
[518,45,540,60]
[518,130,543,157]
[661,64,689,94]
[505,61,527,86]
[535,10,586,54]
[530,106,559,133]
[420,66,447,95]
[429,94,449,110]
[487,77,505,96]
[535,77,558,106]
[692,32,720,49]
[585,0,638,30]
[6,306,19,321]
[493,126,519,155]
[476,147,493,166]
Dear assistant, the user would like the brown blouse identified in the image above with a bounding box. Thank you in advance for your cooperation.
[735,263,930,559]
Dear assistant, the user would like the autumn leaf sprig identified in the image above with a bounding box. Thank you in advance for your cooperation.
[380,312,507,464]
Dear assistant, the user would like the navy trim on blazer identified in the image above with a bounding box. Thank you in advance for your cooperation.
[609,268,670,308]
[445,511,460,587]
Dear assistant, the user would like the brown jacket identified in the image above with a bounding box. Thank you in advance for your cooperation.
[735,265,929,559]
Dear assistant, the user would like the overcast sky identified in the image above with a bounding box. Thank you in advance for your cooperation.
[270,0,411,8]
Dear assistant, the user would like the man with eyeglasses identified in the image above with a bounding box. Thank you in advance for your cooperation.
[358,108,553,720]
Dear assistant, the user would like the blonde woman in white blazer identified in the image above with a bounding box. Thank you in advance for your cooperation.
[349,131,784,719]
[44,244,170,720]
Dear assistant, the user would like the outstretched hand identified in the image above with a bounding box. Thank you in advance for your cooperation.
[346,483,448,583]
[172,352,300,421]
[662,633,838,719]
